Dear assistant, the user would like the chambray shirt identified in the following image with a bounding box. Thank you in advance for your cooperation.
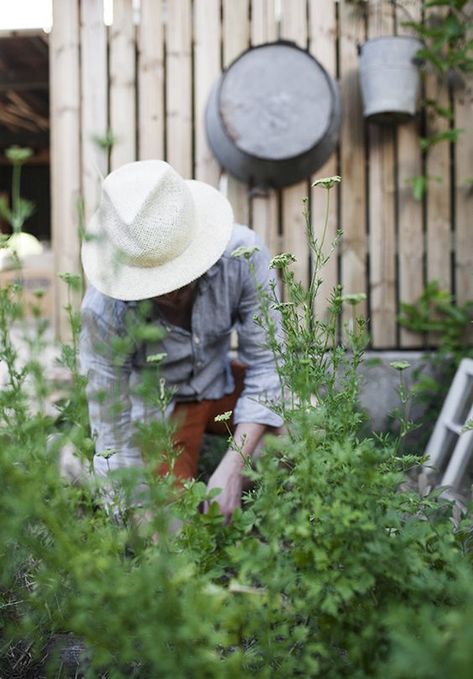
[79,224,283,478]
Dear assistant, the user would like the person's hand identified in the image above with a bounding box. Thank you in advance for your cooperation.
[204,451,244,523]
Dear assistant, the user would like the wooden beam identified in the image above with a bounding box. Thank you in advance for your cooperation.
[138,0,165,161]
[308,0,339,321]
[80,0,108,221]
[339,1,368,327]
[250,0,279,255]
[0,131,49,147]
[194,0,221,185]
[280,0,310,290]
[222,0,250,226]
[50,0,81,338]
[165,0,192,176]
[368,2,397,348]
[0,80,49,92]
[397,0,424,347]
[109,0,136,170]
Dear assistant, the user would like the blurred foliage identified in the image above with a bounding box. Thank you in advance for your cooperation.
[399,280,473,445]
[1,183,473,677]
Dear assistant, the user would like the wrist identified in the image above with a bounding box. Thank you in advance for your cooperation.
[223,448,246,472]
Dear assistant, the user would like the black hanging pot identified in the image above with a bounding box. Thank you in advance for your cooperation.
[205,41,341,189]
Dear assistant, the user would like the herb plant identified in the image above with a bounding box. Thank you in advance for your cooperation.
[1,177,473,678]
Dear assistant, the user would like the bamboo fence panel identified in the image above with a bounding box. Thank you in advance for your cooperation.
[338,1,368,325]
[397,0,424,347]
[425,7,452,293]
[280,0,310,290]
[308,0,339,318]
[165,0,192,177]
[368,3,397,347]
[49,0,473,348]
[454,80,473,304]
[109,0,136,170]
[249,0,280,255]
[222,0,250,227]
[50,0,81,338]
[250,0,278,44]
[194,0,221,186]
[137,0,164,161]
[80,0,108,221]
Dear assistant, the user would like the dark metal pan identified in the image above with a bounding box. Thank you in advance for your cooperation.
[205,41,341,189]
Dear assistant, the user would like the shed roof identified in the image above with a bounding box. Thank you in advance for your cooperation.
[0,34,49,151]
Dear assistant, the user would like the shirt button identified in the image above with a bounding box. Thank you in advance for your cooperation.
[197,361,203,368]
[194,335,200,344]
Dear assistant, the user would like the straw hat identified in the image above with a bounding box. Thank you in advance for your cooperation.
[81,160,234,301]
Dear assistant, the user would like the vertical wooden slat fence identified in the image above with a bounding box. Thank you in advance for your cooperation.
[455,79,473,305]
[222,0,250,227]
[308,0,339,320]
[338,2,368,328]
[280,0,310,290]
[425,7,452,296]
[368,3,397,346]
[80,0,107,222]
[165,0,192,178]
[50,0,473,349]
[50,0,81,338]
[249,0,279,255]
[109,0,135,170]
[397,0,424,347]
[137,0,164,161]
[194,0,221,185]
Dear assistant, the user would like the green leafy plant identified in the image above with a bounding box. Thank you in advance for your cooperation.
[399,279,473,444]
[0,146,44,271]
[1,177,473,678]
[0,146,35,234]
[398,0,473,199]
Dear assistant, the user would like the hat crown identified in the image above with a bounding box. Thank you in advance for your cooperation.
[100,161,195,267]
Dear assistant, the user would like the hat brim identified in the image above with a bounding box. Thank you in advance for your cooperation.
[81,180,234,301]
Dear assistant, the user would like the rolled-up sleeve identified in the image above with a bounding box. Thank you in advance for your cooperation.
[79,309,144,479]
[234,243,284,428]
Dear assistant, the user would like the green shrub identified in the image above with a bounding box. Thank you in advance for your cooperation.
[1,179,472,677]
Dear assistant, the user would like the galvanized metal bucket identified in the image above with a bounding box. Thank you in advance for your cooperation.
[205,41,341,188]
[359,36,423,125]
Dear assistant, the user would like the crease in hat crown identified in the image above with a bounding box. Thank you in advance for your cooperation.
[99,160,196,269]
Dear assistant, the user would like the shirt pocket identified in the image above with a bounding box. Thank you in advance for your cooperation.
[204,324,233,346]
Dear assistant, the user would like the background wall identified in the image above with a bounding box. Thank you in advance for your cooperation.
[50,0,473,344]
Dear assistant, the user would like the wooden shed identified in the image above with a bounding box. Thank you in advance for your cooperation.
[21,0,473,345]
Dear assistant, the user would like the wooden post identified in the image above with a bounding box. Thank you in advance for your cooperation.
[138,0,165,161]
[338,1,368,327]
[280,0,309,289]
[165,0,192,177]
[194,0,221,185]
[109,0,136,170]
[424,9,452,292]
[50,0,81,339]
[80,0,108,222]
[309,0,339,319]
[397,0,424,347]
[454,80,473,305]
[368,2,397,348]
[222,0,250,226]
[250,0,280,256]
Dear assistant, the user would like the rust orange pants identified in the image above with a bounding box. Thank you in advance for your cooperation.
[157,362,245,481]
